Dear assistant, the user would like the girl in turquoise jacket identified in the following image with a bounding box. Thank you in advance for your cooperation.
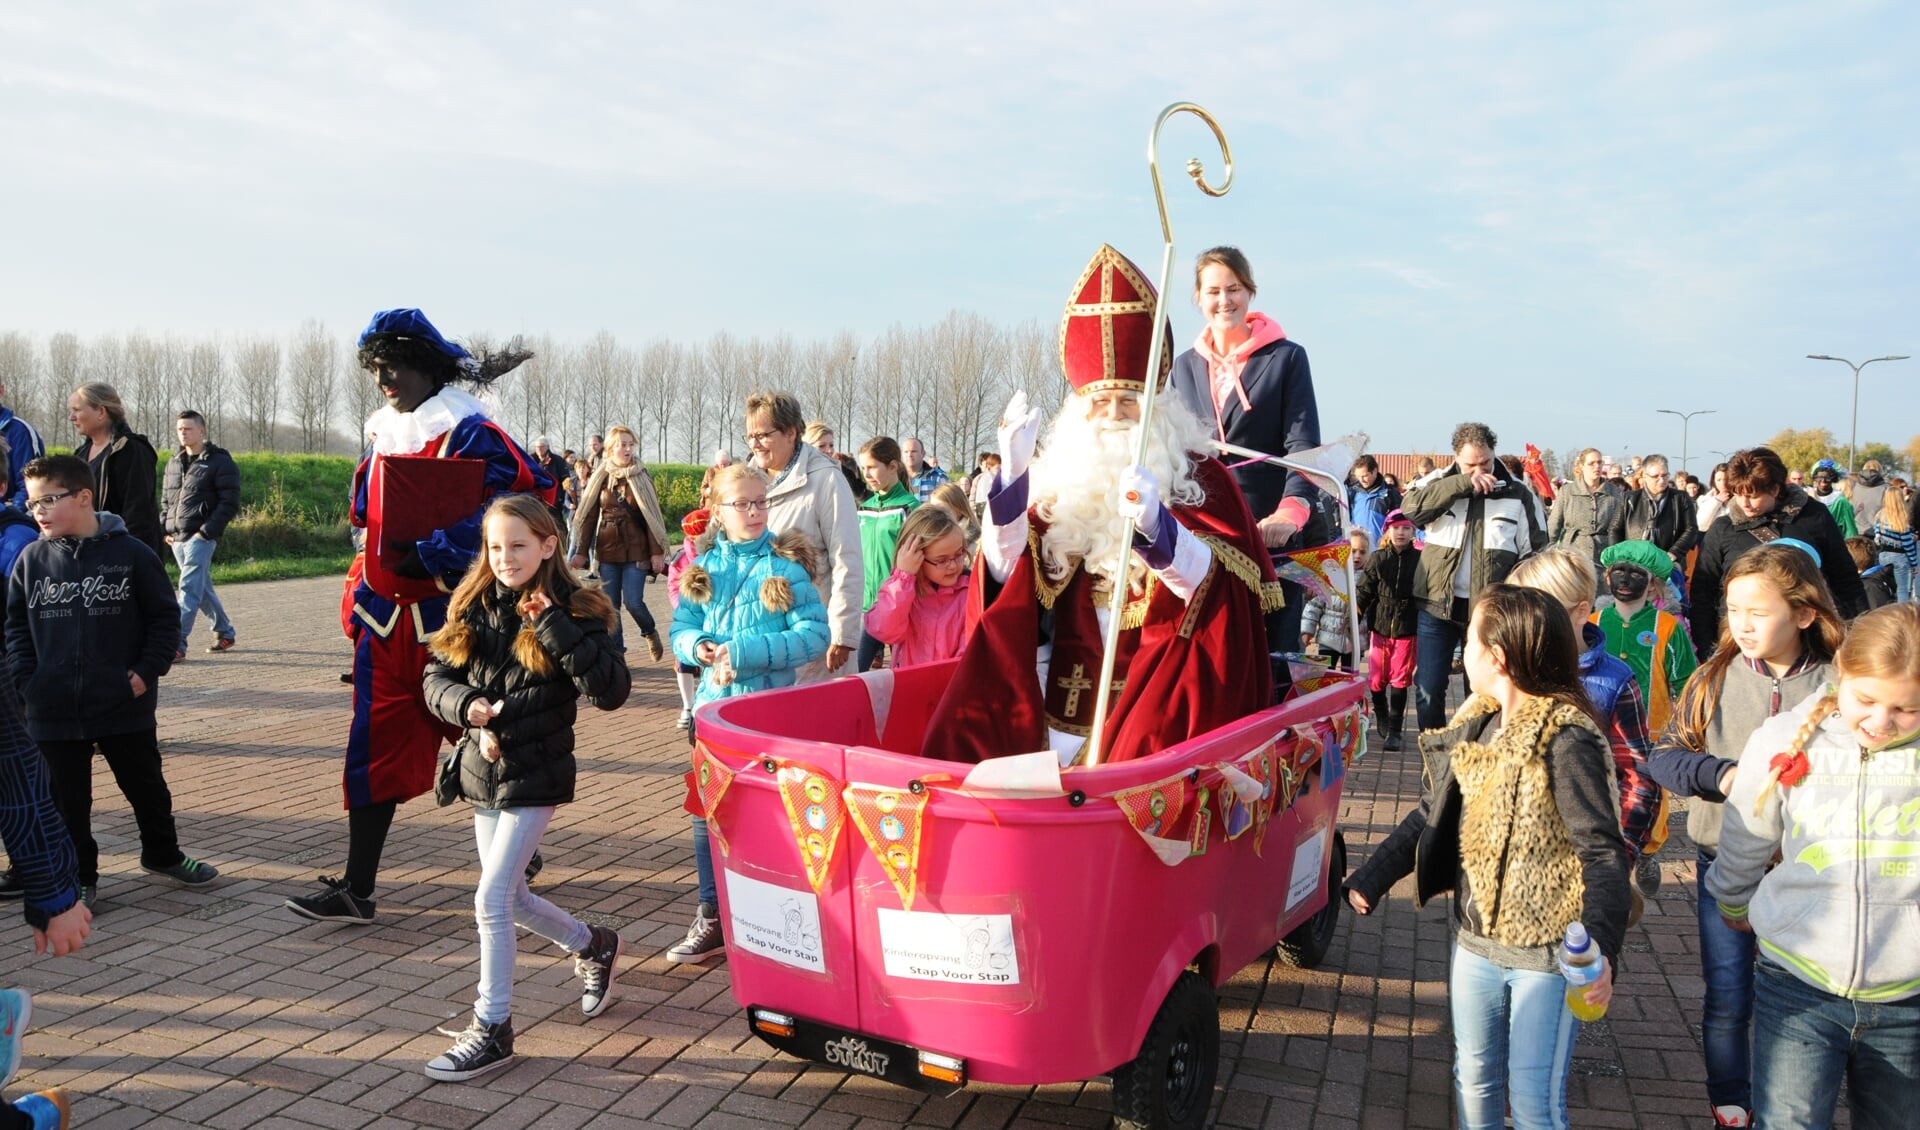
[670,465,830,705]
[666,463,830,967]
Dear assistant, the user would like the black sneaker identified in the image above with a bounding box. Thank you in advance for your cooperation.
[525,852,543,886]
[424,1015,515,1082]
[284,876,375,925]
[0,868,23,902]
[142,856,219,886]
[665,901,724,964]
[574,924,623,1017]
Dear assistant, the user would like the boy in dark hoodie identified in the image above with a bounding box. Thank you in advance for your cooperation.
[6,455,218,907]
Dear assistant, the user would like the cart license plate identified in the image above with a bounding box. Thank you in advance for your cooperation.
[746,1007,960,1095]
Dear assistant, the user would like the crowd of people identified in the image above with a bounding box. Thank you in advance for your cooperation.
[0,260,1915,1130]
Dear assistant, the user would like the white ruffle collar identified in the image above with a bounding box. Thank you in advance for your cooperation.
[365,387,490,455]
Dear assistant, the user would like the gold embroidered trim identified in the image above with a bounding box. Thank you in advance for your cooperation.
[1195,532,1272,606]
[1262,581,1288,612]
[1179,562,1216,639]
[1029,527,1071,610]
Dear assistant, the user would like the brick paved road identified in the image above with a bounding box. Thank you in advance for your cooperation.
[8,575,1754,1128]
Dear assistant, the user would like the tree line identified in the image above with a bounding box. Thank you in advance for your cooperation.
[0,314,1065,468]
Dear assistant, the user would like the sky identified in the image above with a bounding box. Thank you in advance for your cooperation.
[1,2,1914,468]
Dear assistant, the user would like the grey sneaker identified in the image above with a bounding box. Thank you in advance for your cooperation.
[424,1015,515,1082]
[574,924,623,1017]
[0,868,23,902]
[666,901,724,964]
[142,856,219,886]
[1635,853,1664,899]
[285,876,375,924]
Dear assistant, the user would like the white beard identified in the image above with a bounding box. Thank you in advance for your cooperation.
[1029,391,1213,584]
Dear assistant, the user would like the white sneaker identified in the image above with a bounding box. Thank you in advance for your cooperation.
[1712,1105,1751,1128]
[675,709,693,730]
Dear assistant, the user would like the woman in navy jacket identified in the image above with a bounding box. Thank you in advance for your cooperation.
[1169,246,1322,643]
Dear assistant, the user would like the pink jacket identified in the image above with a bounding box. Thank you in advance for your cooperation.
[666,541,696,607]
[864,568,970,667]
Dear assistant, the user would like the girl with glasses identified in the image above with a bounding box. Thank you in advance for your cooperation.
[664,463,829,965]
[865,505,973,669]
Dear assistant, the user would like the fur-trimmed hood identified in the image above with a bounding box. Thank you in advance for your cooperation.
[682,529,820,613]
[432,582,615,678]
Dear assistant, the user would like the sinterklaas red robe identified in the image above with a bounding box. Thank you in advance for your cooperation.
[921,456,1280,764]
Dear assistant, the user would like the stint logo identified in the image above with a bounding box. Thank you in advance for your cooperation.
[822,1035,891,1078]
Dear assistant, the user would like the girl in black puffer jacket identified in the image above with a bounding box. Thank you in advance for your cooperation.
[418,495,631,1083]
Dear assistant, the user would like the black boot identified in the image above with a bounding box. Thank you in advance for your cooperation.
[1384,688,1408,752]
[1371,691,1389,741]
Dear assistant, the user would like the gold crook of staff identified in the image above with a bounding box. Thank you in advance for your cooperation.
[1082,102,1234,768]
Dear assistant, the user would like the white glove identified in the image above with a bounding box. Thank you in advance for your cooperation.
[997,391,1043,485]
[1117,465,1162,540]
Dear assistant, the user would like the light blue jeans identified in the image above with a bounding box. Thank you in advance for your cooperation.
[1449,943,1581,1130]
[1879,551,1913,604]
[172,535,234,643]
[472,806,591,1024]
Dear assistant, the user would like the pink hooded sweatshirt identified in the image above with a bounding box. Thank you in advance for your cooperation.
[864,568,971,668]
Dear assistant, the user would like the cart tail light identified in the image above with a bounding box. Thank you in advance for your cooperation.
[750,1008,796,1038]
[917,1050,966,1085]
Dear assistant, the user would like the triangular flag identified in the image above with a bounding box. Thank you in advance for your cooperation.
[692,742,735,855]
[776,762,847,893]
[844,783,930,909]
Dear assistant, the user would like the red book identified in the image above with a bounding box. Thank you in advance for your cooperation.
[364,454,487,601]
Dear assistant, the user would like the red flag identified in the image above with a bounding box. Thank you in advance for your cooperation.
[1523,444,1556,504]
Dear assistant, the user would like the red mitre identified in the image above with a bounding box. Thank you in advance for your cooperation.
[1057,243,1174,396]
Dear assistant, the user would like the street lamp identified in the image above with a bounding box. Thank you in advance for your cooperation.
[1808,354,1911,472]
[1655,408,1716,475]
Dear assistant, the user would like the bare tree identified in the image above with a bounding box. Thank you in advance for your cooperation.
[288,320,340,453]
[182,339,227,430]
[341,331,383,442]
[234,337,283,451]
[44,333,83,433]
[636,338,678,463]
[0,333,37,426]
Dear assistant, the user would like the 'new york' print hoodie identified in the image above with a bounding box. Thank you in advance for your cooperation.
[5,511,179,741]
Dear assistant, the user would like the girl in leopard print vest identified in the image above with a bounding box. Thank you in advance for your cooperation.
[1345,584,1632,1130]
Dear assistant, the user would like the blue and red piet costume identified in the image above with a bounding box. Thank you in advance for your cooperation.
[342,310,551,809]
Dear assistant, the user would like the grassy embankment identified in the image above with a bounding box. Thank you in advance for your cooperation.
[162,453,707,585]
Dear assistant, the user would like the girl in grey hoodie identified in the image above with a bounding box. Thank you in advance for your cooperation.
[1706,602,1920,1130]
[1647,543,1843,1128]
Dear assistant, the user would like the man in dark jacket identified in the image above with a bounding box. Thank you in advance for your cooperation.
[9,455,219,905]
[1691,446,1868,657]
[1399,422,1549,729]
[1624,454,1698,581]
[162,411,241,655]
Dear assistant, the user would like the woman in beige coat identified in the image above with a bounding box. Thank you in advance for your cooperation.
[743,392,862,679]
[568,425,670,659]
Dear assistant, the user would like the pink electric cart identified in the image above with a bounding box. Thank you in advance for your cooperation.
[689,660,1364,1130]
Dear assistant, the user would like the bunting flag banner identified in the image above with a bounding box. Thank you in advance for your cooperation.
[1216,747,1270,842]
[1274,542,1354,606]
[1111,773,1196,866]
[776,762,848,893]
[843,783,931,910]
[1187,787,1212,857]
[692,742,736,856]
[1321,711,1357,788]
